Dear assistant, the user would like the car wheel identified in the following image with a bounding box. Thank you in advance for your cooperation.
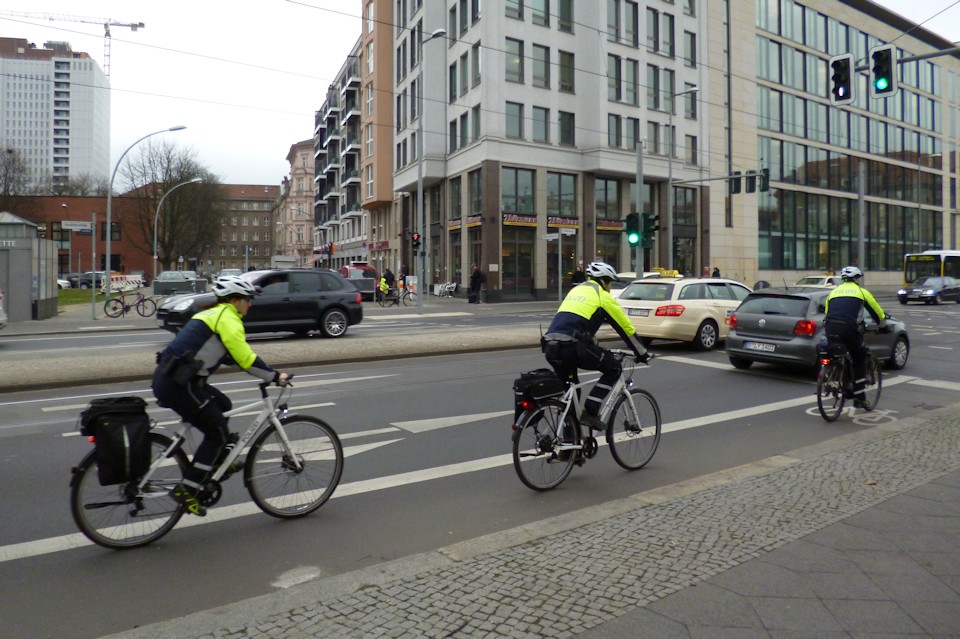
[320,308,348,338]
[729,356,753,369]
[79,283,89,289]
[934,293,942,305]
[887,335,909,370]
[692,320,719,350]
[898,298,907,305]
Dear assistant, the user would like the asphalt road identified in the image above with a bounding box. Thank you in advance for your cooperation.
[0,303,957,638]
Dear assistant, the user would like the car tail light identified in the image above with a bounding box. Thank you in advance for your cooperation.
[794,319,817,336]
[727,313,737,328]
[355,292,363,304]
[656,305,685,317]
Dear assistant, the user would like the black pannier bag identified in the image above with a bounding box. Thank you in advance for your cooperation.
[513,368,566,420]
[79,397,151,486]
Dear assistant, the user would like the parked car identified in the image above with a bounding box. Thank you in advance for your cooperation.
[216,268,243,280]
[71,271,107,289]
[897,276,960,305]
[609,271,660,299]
[57,278,71,289]
[156,268,363,338]
[616,277,751,349]
[725,288,909,371]
[153,270,206,295]
[0,288,6,330]
[794,274,843,287]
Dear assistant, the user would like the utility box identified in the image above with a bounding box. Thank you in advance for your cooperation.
[0,212,58,321]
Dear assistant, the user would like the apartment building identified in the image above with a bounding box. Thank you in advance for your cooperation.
[0,37,110,191]
[212,184,279,273]
[317,0,960,300]
[276,139,316,266]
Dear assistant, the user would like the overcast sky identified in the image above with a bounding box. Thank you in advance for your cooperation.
[1,0,959,187]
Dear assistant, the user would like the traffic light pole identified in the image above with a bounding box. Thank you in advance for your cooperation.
[634,134,644,280]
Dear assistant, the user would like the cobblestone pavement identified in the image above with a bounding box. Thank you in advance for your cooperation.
[104,403,960,639]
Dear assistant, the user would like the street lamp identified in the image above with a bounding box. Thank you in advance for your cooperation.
[665,86,698,272]
[105,125,186,297]
[416,27,447,314]
[153,177,202,282]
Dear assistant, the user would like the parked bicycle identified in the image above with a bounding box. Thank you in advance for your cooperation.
[70,377,344,549]
[103,290,156,318]
[816,329,882,422]
[375,286,416,307]
[511,350,661,491]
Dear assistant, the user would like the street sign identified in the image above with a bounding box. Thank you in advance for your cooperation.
[62,221,93,231]
[543,233,559,241]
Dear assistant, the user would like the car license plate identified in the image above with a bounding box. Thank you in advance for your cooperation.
[628,308,649,317]
[745,342,775,352]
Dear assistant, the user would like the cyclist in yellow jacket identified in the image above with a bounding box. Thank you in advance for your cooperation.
[824,266,887,408]
[152,275,290,516]
[542,261,650,431]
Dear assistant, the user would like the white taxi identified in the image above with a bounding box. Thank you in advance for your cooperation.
[617,277,751,349]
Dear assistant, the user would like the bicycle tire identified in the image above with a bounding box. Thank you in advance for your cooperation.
[401,291,415,307]
[816,361,845,422]
[103,298,125,318]
[136,298,157,317]
[607,388,662,470]
[512,399,576,491]
[860,356,882,411]
[70,433,188,549]
[245,415,344,519]
[377,290,388,307]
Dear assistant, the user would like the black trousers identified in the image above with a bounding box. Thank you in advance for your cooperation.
[544,340,621,416]
[152,368,232,490]
[824,319,869,394]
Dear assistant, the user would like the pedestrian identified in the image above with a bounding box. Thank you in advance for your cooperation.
[571,264,586,284]
[712,267,721,278]
[468,264,485,303]
[383,268,395,290]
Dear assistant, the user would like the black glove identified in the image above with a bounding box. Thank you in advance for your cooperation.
[636,352,653,365]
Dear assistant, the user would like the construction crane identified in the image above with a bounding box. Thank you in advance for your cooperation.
[0,11,144,76]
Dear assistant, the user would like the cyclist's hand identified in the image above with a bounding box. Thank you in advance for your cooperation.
[636,352,654,365]
[275,372,293,387]
[878,319,890,333]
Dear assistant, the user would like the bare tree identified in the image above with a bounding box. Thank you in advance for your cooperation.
[0,147,28,211]
[117,141,226,271]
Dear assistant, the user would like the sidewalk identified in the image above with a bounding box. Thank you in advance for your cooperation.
[99,403,960,639]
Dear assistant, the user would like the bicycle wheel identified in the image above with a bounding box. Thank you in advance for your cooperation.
[512,399,576,491]
[401,290,415,306]
[136,297,157,317]
[816,361,845,422]
[859,356,882,411]
[377,290,387,307]
[70,433,188,549]
[245,415,344,519]
[607,388,662,470]
[103,298,125,318]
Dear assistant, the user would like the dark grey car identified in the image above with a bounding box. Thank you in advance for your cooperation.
[897,276,960,305]
[156,269,363,338]
[725,288,909,371]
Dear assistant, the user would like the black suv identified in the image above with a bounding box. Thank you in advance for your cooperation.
[156,269,363,338]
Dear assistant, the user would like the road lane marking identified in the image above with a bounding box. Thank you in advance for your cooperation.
[928,345,953,350]
[392,410,514,433]
[366,312,473,320]
[659,355,737,370]
[908,378,960,392]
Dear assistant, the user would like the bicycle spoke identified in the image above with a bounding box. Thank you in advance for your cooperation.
[512,400,575,491]
[608,388,661,470]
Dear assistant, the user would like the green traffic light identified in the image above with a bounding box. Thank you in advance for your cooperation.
[627,231,640,245]
[875,77,889,91]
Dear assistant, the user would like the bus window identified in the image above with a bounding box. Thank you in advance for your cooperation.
[903,250,960,284]
[944,255,960,278]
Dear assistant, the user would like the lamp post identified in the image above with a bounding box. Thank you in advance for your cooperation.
[665,86,698,272]
[416,27,447,314]
[105,125,186,297]
[153,177,202,282]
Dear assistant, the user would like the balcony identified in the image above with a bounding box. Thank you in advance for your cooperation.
[340,100,361,126]
[341,137,361,155]
[340,169,360,186]
[322,130,341,149]
[339,57,360,94]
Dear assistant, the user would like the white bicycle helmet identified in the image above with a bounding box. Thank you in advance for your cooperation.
[212,275,258,298]
[839,265,863,281]
[585,261,620,283]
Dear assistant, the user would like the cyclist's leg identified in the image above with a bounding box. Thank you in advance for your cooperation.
[543,342,578,442]
[576,342,621,425]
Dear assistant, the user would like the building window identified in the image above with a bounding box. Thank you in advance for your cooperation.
[607,0,620,41]
[646,8,659,51]
[460,52,469,95]
[472,41,482,86]
[533,106,549,143]
[559,50,575,92]
[501,166,535,214]
[366,165,374,197]
[647,121,659,154]
[646,64,660,110]
[506,102,524,139]
[625,117,638,151]
[685,135,698,165]
[449,119,458,152]
[607,114,622,148]
[506,0,523,19]
[559,111,575,146]
[472,0,481,23]
[532,0,549,26]
[459,0,468,34]
[607,54,621,101]
[683,31,696,67]
[366,124,374,156]
[595,178,620,219]
[684,83,697,119]
[366,42,374,74]
[624,1,639,46]
[558,0,574,32]
[460,112,469,147]
[506,38,524,83]
[450,176,462,218]
[624,59,639,105]
[533,45,550,88]
[547,172,576,216]
[468,168,482,213]
[472,104,481,140]
[662,13,675,57]
[449,62,458,102]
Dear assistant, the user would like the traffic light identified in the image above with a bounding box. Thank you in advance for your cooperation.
[759,168,770,192]
[411,232,421,249]
[869,44,898,99]
[745,170,757,194]
[828,53,855,106]
[641,214,658,248]
[624,213,640,246]
[729,170,742,195]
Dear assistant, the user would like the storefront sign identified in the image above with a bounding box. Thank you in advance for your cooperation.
[597,220,625,231]
[447,219,462,231]
[547,216,579,229]
[465,214,483,228]
[502,213,537,227]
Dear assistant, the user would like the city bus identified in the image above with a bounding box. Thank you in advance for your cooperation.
[902,250,960,285]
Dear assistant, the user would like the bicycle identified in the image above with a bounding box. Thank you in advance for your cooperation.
[70,376,344,549]
[816,334,882,422]
[376,286,403,307]
[104,290,156,318]
[512,350,661,491]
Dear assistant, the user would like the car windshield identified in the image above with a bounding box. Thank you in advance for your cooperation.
[912,276,942,287]
[620,282,674,301]
[737,295,811,316]
[795,276,823,285]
